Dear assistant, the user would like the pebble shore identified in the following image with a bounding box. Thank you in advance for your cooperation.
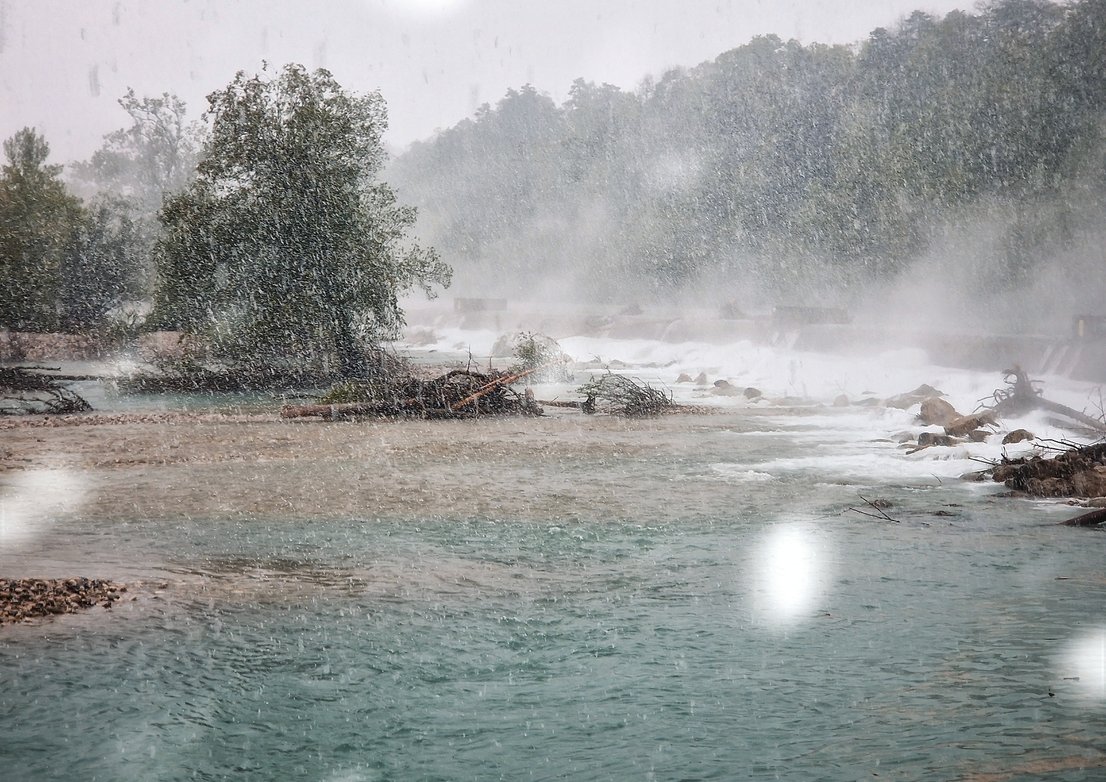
[1,578,128,624]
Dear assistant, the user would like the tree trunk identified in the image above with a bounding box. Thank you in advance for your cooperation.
[1060,507,1106,527]
[334,317,365,378]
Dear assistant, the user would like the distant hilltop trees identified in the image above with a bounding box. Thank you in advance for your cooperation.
[389,0,1106,310]
[4,0,1106,348]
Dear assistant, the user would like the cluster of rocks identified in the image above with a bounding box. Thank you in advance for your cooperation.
[880,381,1106,504]
[905,393,1004,451]
[992,443,1106,499]
[675,373,762,400]
[1,578,128,625]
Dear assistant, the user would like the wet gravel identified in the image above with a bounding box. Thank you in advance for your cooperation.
[0,578,128,624]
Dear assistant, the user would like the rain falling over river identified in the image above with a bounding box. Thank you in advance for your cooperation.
[4,0,1106,779]
[3,311,1106,780]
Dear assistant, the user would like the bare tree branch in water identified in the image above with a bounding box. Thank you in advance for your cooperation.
[0,366,92,415]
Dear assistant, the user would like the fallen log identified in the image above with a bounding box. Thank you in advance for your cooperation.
[1060,507,1106,527]
[537,399,584,409]
[450,366,538,412]
[945,410,997,437]
[280,367,542,420]
[994,365,1106,434]
[1033,397,1106,434]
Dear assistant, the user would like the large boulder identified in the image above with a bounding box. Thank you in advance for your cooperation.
[918,397,959,426]
[917,431,957,447]
[1002,428,1035,445]
[712,379,741,397]
[945,410,997,437]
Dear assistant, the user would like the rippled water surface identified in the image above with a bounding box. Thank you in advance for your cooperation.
[3,408,1105,781]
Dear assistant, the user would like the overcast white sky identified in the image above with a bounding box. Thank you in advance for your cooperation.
[1,0,973,165]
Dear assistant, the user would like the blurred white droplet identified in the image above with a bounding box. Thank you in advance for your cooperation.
[1058,627,1106,702]
[0,468,87,547]
[751,523,828,627]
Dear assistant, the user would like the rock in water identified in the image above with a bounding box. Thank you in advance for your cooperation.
[918,397,959,426]
[918,431,957,447]
[1002,428,1035,445]
[945,410,997,438]
[712,380,741,397]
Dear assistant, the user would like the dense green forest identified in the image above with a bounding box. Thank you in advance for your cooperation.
[2,0,1105,341]
[0,69,445,378]
[389,0,1106,316]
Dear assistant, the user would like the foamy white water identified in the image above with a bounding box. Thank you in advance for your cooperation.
[396,317,1105,497]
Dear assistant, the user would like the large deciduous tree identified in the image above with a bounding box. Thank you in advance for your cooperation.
[153,64,450,377]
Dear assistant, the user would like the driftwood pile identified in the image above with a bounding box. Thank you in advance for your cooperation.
[282,368,543,420]
[963,366,1106,527]
[879,368,1106,527]
[980,366,1106,514]
[0,366,92,415]
[991,365,1106,434]
[993,442,1106,498]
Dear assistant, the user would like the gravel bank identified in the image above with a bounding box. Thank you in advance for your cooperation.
[1,578,128,624]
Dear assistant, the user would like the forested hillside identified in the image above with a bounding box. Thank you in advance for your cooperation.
[389,0,1106,317]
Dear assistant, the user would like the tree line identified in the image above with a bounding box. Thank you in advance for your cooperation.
[4,0,1105,365]
[0,65,447,380]
[388,0,1106,307]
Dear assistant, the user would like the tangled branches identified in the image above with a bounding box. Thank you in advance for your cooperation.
[576,372,674,416]
[283,368,543,419]
[0,366,92,415]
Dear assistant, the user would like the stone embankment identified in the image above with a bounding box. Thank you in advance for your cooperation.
[1,578,129,625]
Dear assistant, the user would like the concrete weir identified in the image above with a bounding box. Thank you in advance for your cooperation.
[414,302,1106,384]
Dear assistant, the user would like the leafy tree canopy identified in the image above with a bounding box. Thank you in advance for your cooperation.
[154,63,450,378]
[72,89,201,213]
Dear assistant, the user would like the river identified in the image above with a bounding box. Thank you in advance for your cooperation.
[2,329,1104,780]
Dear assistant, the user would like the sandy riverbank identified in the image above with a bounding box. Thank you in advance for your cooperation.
[0,408,774,525]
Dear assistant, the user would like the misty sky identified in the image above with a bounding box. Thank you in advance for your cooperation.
[1,0,972,165]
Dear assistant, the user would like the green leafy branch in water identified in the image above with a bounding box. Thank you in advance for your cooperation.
[576,372,673,416]
[508,331,573,382]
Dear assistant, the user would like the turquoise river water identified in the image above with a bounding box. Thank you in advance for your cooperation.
[2,395,1105,780]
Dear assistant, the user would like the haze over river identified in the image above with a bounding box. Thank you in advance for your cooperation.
[2,325,1105,780]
